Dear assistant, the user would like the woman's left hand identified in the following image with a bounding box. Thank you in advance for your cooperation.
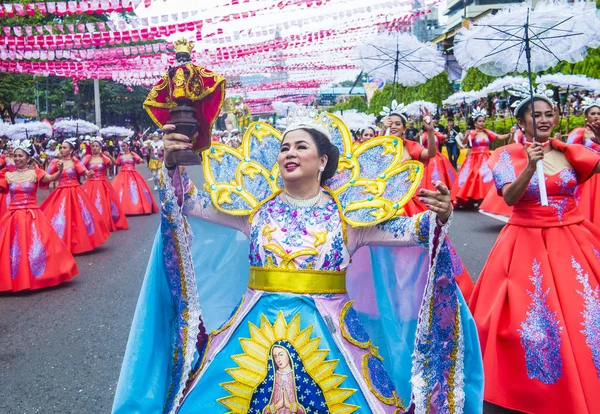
[85,170,94,178]
[418,181,452,223]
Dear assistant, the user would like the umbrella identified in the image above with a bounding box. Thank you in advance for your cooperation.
[443,91,484,106]
[100,126,135,138]
[455,0,600,206]
[54,119,99,135]
[404,101,438,117]
[481,76,527,94]
[332,109,377,131]
[358,32,445,103]
[5,121,53,140]
[535,73,600,91]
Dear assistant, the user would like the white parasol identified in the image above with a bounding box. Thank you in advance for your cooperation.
[5,121,53,140]
[100,126,135,138]
[455,0,600,206]
[482,75,528,94]
[54,119,99,135]
[535,73,600,91]
[443,91,484,106]
[332,110,377,131]
[404,101,438,117]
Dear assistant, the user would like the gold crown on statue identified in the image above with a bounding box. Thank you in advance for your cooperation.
[174,38,194,54]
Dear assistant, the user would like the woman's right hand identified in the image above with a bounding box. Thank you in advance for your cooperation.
[162,124,194,157]
[525,141,544,171]
[381,117,392,128]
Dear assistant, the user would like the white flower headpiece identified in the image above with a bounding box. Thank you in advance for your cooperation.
[121,137,132,145]
[380,100,408,123]
[64,137,78,147]
[13,139,33,155]
[582,97,600,114]
[471,107,487,120]
[90,136,103,144]
[283,106,333,141]
[509,83,555,115]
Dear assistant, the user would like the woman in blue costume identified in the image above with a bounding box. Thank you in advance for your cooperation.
[113,109,483,413]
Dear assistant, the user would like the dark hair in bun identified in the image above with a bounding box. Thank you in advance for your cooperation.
[299,128,340,185]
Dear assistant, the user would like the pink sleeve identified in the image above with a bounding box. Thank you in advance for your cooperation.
[116,154,123,166]
[81,154,91,167]
[101,154,111,166]
[486,129,498,141]
[133,153,142,163]
[35,166,49,190]
[567,128,584,145]
[0,168,7,192]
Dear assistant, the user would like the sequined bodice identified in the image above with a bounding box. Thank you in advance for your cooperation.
[6,169,39,209]
[249,196,349,271]
[119,154,137,171]
[472,134,491,151]
[582,138,600,154]
[58,161,81,186]
[87,156,108,179]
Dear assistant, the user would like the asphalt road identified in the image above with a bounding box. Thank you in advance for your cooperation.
[0,165,514,414]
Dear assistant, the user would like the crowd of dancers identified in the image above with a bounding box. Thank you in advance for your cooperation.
[0,134,161,292]
[2,90,600,413]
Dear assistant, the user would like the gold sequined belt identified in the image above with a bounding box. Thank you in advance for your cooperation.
[248,267,347,294]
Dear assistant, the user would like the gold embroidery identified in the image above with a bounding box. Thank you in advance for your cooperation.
[248,267,347,294]
[361,353,407,410]
[339,301,371,349]
[6,169,36,184]
[262,225,276,242]
[312,230,328,248]
[218,312,358,413]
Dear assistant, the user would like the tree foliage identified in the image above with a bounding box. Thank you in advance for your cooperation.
[327,95,368,113]
[460,68,497,91]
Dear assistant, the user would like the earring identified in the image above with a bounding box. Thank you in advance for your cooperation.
[318,166,325,182]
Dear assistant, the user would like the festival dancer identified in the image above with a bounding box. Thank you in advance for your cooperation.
[380,100,437,215]
[41,138,110,254]
[111,138,158,215]
[455,108,513,207]
[113,110,483,414]
[567,96,600,226]
[148,133,164,191]
[419,128,457,194]
[469,85,600,413]
[0,140,78,292]
[82,137,129,232]
[0,141,15,218]
[355,126,377,144]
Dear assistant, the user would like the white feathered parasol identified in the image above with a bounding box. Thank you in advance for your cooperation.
[271,101,298,117]
[332,110,377,131]
[100,126,135,138]
[535,73,600,91]
[5,121,53,140]
[54,119,99,135]
[404,101,438,117]
[482,76,527,94]
[443,91,484,106]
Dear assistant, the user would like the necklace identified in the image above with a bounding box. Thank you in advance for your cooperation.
[284,191,322,207]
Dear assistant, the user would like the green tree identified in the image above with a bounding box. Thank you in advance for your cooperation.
[460,68,496,91]
[327,95,369,113]
[0,73,36,122]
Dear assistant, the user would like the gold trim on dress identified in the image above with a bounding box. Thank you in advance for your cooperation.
[248,267,347,294]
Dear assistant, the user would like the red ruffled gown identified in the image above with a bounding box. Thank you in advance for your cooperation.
[111,152,158,215]
[0,154,15,219]
[568,127,600,227]
[41,158,110,254]
[400,138,428,216]
[0,166,78,292]
[470,140,600,413]
[419,131,458,199]
[455,129,498,207]
[82,154,129,232]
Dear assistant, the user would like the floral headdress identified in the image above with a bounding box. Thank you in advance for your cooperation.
[90,136,104,144]
[471,107,487,120]
[64,137,78,148]
[283,106,333,141]
[509,83,554,115]
[380,100,408,123]
[582,97,600,114]
[13,139,33,155]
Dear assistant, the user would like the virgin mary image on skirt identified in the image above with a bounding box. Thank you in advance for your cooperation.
[113,110,484,414]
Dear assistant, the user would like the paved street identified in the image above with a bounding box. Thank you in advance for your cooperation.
[0,165,512,414]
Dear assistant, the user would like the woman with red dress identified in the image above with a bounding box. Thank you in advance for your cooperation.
[455,108,513,207]
[380,102,474,300]
[111,138,158,215]
[478,129,526,221]
[419,129,457,196]
[380,101,437,216]
[0,142,16,218]
[469,85,600,413]
[82,137,129,232]
[0,139,78,292]
[41,138,110,254]
[567,97,600,227]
